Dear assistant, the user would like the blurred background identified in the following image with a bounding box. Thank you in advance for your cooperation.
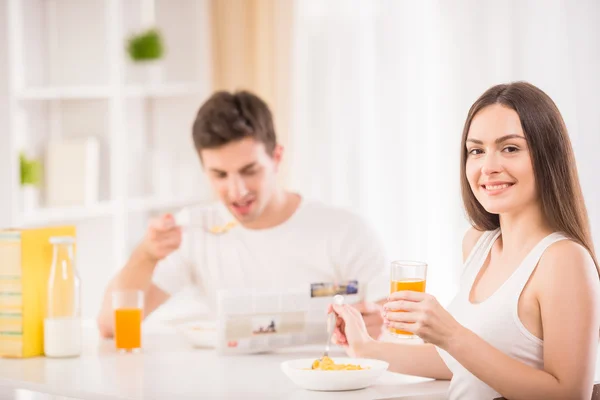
[1,0,599,319]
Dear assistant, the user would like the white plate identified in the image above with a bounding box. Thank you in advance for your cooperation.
[175,320,217,348]
[280,357,389,391]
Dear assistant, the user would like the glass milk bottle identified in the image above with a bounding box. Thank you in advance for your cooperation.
[44,236,81,357]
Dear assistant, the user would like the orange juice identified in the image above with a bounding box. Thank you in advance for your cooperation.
[114,308,142,350]
[389,279,426,335]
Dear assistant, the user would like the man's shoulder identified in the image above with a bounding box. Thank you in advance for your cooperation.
[299,200,386,260]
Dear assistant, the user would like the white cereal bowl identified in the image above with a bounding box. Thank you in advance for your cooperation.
[280,357,389,391]
[175,320,217,348]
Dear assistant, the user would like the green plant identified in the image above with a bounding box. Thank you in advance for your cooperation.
[126,29,164,62]
[20,152,42,187]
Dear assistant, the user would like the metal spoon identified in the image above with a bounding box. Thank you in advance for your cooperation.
[313,294,345,368]
[174,207,237,235]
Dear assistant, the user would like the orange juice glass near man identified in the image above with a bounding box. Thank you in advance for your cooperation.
[112,290,144,352]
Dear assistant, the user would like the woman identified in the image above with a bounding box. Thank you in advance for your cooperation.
[331,82,600,399]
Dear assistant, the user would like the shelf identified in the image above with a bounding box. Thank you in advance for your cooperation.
[124,82,204,98]
[17,86,113,100]
[21,201,117,226]
[16,83,204,100]
[127,196,207,213]
[19,196,210,226]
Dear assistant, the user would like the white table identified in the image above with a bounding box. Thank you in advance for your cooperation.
[0,324,449,400]
[2,325,598,400]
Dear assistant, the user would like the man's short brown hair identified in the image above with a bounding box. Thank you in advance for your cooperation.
[192,90,277,154]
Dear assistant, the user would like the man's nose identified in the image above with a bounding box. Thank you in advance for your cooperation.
[227,175,248,199]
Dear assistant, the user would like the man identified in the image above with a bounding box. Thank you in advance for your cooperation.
[97,91,387,339]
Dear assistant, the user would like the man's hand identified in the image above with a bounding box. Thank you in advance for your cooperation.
[96,215,178,339]
[142,214,182,262]
[351,301,385,340]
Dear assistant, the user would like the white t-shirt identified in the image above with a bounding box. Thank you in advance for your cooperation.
[152,199,389,312]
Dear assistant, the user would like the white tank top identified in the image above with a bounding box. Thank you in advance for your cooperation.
[437,229,568,400]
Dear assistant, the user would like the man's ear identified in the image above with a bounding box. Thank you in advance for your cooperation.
[272,144,284,170]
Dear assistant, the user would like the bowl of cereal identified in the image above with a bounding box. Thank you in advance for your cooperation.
[280,356,389,391]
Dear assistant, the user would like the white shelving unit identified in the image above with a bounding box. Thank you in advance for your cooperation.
[1,0,213,318]
[124,82,205,97]
[17,85,113,100]
[0,1,12,227]
[21,201,118,226]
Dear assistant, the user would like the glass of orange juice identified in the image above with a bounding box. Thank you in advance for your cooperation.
[112,290,143,352]
[389,260,427,338]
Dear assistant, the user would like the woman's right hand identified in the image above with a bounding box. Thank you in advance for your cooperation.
[328,304,375,357]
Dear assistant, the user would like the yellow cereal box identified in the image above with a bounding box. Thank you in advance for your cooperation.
[0,226,76,357]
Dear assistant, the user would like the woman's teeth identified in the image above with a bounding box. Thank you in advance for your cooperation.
[485,184,511,190]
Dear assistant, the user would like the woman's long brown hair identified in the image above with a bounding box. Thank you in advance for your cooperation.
[460,81,599,274]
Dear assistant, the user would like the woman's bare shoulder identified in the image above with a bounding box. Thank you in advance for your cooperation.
[462,227,486,262]
[537,239,598,291]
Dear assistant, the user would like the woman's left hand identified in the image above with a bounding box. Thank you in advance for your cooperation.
[384,291,464,350]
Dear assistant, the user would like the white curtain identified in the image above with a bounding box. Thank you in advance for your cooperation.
[287,0,600,304]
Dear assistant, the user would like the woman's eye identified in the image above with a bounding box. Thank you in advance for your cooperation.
[503,146,519,153]
[468,148,483,156]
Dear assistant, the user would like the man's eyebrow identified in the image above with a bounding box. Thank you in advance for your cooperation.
[239,162,257,172]
[208,162,257,174]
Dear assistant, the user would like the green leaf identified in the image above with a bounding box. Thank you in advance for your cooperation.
[126,28,165,61]
[20,152,42,186]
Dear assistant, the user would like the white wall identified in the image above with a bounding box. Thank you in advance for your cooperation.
[289,0,600,304]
